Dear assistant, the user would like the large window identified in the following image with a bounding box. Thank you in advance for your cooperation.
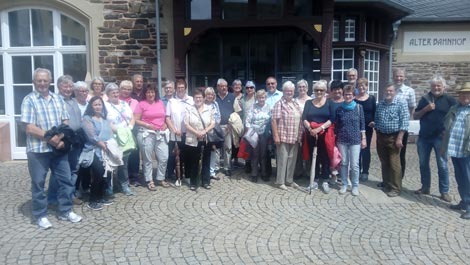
[331,48,354,81]
[188,28,318,89]
[364,50,380,99]
[0,7,88,151]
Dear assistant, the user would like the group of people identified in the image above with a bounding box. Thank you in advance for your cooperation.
[21,66,470,230]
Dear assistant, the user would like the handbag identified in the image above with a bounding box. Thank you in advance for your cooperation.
[207,124,224,143]
[243,127,259,148]
[195,106,224,143]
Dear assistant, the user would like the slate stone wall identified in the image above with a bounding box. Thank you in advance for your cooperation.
[393,61,470,101]
[95,0,164,83]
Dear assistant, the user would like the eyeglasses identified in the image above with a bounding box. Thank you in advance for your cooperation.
[266,82,276,85]
[314,89,325,93]
[246,86,255,89]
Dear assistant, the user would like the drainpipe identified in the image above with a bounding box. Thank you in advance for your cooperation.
[389,20,401,82]
[156,0,162,96]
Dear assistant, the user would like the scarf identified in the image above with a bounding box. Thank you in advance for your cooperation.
[342,100,356,111]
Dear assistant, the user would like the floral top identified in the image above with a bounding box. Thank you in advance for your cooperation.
[106,101,133,129]
[245,103,271,135]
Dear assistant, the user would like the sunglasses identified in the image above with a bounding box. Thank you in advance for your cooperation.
[314,89,325,92]
[246,86,255,89]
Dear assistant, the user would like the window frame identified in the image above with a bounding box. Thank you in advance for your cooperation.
[331,48,354,82]
[332,19,339,42]
[0,6,89,159]
[364,49,380,100]
[344,18,356,42]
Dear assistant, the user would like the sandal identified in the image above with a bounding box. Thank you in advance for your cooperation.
[160,180,170,188]
[147,181,157,191]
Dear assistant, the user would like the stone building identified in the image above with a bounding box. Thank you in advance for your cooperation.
[0,0,467,160]
[392,0,470,99]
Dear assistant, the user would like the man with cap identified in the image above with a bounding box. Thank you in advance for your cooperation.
[443,82,470,219]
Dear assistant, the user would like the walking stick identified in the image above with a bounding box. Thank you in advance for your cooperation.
[307,135,318,194]
[174,143,182,188]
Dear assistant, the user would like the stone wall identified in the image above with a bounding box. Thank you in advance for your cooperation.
[392,61,470,101]
[96,0,164,83]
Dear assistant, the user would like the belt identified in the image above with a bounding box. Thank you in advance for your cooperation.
[376,130,399,136]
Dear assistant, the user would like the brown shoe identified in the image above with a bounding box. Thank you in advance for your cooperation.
[440,193,452,202]
[387,191,400,197]
[414,188,430,195]
[73,197,83,205]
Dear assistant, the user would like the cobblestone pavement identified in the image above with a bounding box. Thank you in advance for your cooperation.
[1,145,470,265]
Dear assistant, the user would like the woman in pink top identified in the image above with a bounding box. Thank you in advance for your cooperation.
[134,84,169,191]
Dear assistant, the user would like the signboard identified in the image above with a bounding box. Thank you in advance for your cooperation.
[403,31,470,53]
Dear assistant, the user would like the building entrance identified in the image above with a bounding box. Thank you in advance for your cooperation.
[188,28,320,91]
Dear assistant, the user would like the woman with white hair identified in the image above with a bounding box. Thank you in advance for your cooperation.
[73,81,89,115]
[245,89,271,182]
[105,83,136,196]
[271,81,303,190]
[302,80,334,193]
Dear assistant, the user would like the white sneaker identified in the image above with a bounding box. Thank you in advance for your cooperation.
[339,186,348,195]
[58,211,82,223]
[175,179,181,187]
[322,182,330,194]
[291,182,300,189]
[352,187,359,196]
[305,182,318,192]
[37,217,52,230]
[279,184,288,191]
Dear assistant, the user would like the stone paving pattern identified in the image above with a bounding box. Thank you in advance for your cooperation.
[1,145,470,264]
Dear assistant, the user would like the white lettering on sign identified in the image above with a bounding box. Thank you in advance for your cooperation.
[403,31,470,53]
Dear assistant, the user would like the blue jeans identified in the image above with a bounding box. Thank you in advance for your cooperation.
[338,143,361,188]
[47,145,81,204]
[359,126,373,174]
[27,152,74,219]
[417,137,449,193]
[451,156,470,211]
